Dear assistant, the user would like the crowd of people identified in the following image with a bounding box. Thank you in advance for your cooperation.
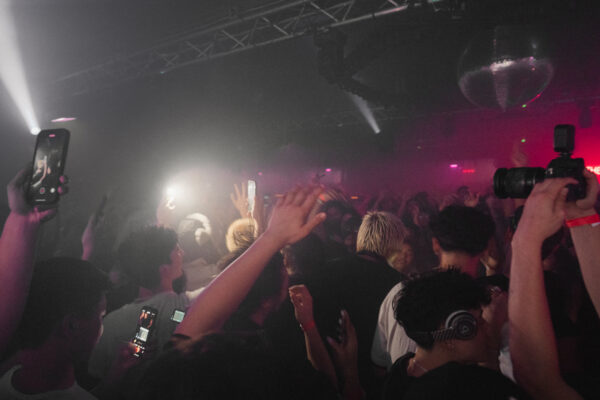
[0,162,599,400]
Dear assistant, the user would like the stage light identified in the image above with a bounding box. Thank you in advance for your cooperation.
[51,117,77,123]
[0,4,40,134]
[258,172,263,176]
[349,94,381,134]
[521,138,526,143]
[587,166,600,175]
[325,168,332,172]
[449,164,459,168]
[462,169,476,174]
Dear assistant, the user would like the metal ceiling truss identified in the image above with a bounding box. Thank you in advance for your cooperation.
[54,0,410,96]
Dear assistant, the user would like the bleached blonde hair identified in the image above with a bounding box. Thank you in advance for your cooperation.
[356,211,407,260]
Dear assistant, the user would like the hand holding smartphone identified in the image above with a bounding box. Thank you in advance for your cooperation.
[27,129,70,205]
[132,306,158,358]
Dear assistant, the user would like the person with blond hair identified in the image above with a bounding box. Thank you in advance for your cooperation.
[309,210,408,397]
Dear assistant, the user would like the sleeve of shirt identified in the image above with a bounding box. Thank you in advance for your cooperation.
[371,284,402,368]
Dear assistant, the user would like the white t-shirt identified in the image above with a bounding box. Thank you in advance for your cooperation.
[88,290,201,378]
[0,366,96,400]
[371,282,417,369]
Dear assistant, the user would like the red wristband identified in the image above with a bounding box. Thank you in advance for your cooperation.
[566,214,600,228]
[301,320,316,332]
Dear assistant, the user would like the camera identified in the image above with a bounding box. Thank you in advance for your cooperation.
[494,124,587,200]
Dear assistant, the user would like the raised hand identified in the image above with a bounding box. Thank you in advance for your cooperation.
[82,195,108,260]
[514,177,576,245]
[230,182,250,218]
[265,185,326,246]
[289,284,314,326]
[326,310,359,375]
[7,166,68,224]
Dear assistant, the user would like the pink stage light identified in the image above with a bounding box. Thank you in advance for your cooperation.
[587,166,600,175]
[462,169,476,174]
[258,172,263,176]
[325,168,332,172]
[449,164,459,168]
[51,117,76,123]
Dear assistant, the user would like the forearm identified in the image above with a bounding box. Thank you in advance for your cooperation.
[568,211,600,315]
[303,327,338,390]
[0,213,40,353]
[175,231,283,338]
[509,237,578,399]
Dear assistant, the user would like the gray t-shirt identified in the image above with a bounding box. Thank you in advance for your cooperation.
[88,290,201,378]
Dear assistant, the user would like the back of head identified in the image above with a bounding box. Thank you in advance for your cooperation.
[132,332,336,400]
[178,213,219,264]
[118,225,178,289]
[356,211,407,259]
[226,218,257,252]
[394,269,489,349]
[282,233,325,279]
[17,257,110,349]
[429,205,495,256]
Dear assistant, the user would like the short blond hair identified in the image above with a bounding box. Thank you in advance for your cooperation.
[226,218,257,252]
[356,211,407,259]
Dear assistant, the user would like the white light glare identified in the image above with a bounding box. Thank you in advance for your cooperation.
[30,127,41,135]
[0,4,40,134]
[349,95,381,134]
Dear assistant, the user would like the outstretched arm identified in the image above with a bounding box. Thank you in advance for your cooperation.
[0,168,64,355]
[175,185,326,339]
[289,284,338,389]
[509,178,581,400]
[565,170,600,315]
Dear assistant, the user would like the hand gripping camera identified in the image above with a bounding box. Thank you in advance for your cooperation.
[494,124,587,201]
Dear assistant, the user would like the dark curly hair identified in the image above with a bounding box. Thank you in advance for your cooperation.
[394,269,490,349]
[429,205,495,256]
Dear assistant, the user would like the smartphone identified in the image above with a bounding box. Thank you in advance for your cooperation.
[27,129,70,205]
[170,309,186,323]
[247,180,256,215]
[132,306,158,358]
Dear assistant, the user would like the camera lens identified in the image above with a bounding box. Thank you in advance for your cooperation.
[494,167,545,198]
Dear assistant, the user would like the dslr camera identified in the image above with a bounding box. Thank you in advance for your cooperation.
[494,124,587,201]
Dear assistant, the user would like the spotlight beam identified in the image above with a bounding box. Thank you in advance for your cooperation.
[0,4,40,134]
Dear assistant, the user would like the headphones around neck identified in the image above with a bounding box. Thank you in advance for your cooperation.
[408,310,478,346]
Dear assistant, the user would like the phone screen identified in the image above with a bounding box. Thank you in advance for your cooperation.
[28,129,70,205]
[170,309,185,323]
[247,180,256,215]
[132,307,157,357]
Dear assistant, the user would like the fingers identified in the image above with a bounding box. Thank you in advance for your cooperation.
[283,185,302,206]
[8,167,31,190]
[296,212,327,240]
[555,187,569,215]
[326,336,342,353]
[302,186,323,213]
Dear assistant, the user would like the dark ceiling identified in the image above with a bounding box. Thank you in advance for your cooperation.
[1,0,600,201]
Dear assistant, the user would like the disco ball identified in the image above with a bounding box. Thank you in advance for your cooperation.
[458,26,554,110]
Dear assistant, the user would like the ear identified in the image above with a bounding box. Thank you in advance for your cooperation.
[432,237,441,256]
